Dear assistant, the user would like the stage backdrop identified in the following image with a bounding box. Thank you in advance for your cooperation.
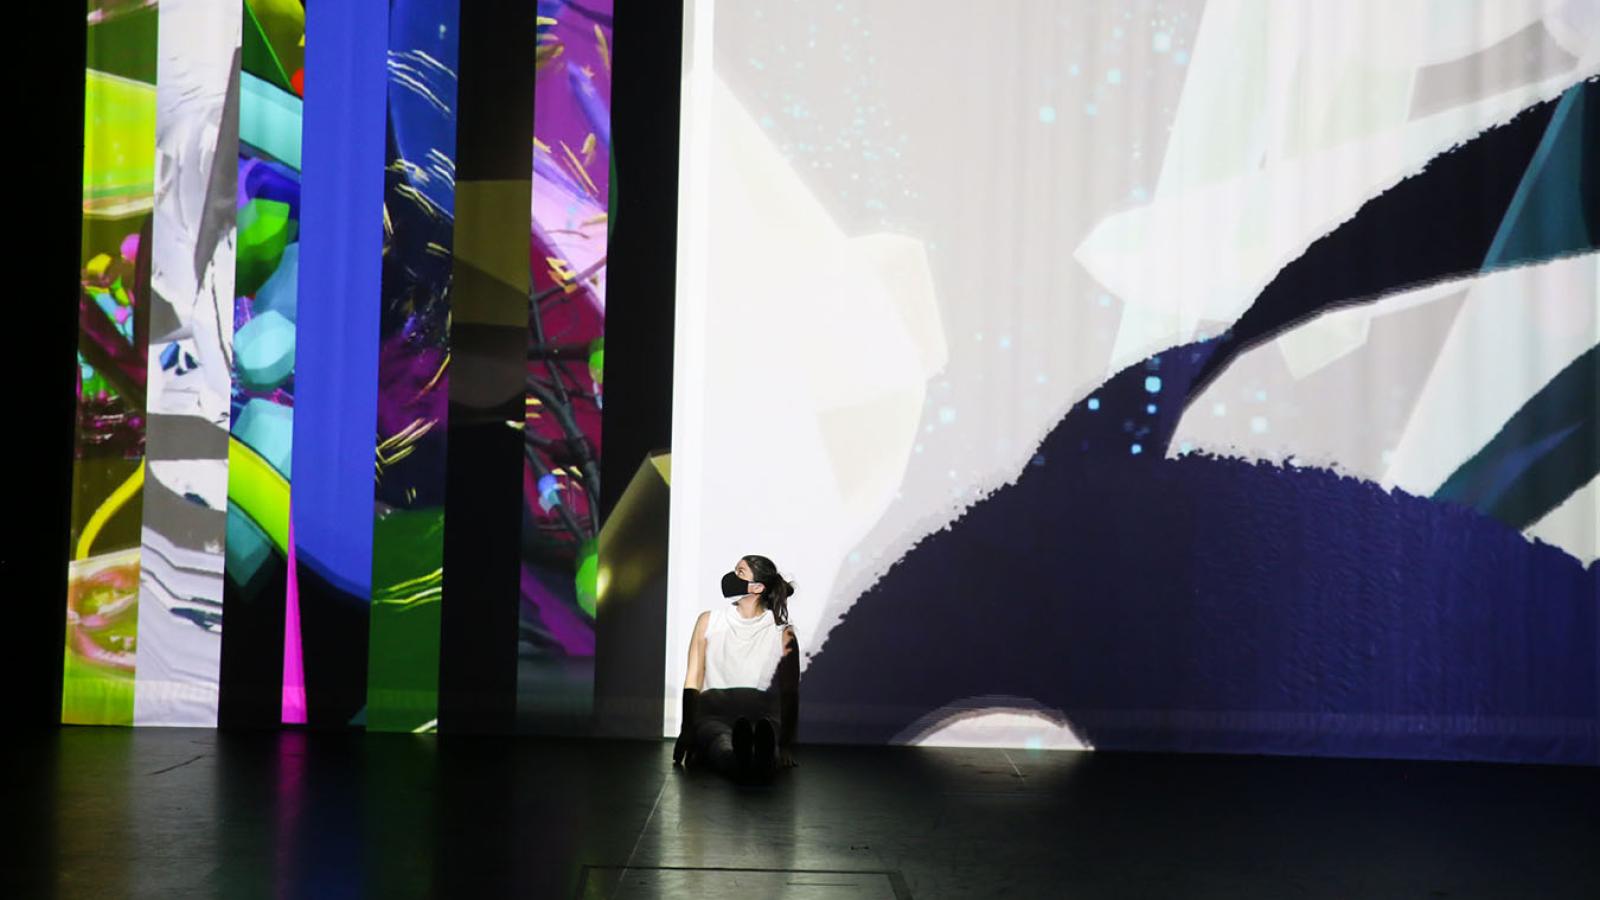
[667,0,1599,763]
[64,0,612,732]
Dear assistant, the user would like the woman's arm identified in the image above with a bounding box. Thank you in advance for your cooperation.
[673,612,711,766]
[684,610,710,690]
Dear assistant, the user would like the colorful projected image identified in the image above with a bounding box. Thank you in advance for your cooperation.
[64,0,617,734]
[519,0,612,726]
[133,0,240,726]
[367,0,460,733]
[221,0,302,723]
[65,0,161,725]
[667,0,1599,762]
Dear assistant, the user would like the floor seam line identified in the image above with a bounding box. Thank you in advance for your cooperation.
[616,775,668,887]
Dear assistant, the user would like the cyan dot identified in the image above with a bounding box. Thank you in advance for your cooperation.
[1084,102,1099,117]
[1087,397,1100,411]
[1146,403,1157,414]
[1174,50,1189,65]
[1107,68,1122,85]
[1038,105,1057,124]
[1254,389,1267,402]
[1152,32,1172,53]
[938,406,957,425]
[1144,375,1162,394]
[1212,402,1227,416]
[1250,416,1269,434]
[1130,443,1143,455]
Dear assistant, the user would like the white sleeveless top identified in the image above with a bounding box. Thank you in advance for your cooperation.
[702,604,787,690]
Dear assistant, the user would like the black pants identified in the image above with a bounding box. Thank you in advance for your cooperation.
[693,688,780,779]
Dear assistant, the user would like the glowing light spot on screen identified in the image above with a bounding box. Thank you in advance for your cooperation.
[938,406,957,425]
[1084,103,1098,117]
[999,336,1012,349]
[1069,63,1081,76]
[1146,403,1156,414]
[1144,376,1162,394]
[1251,416,1269,434]
[1106,68,1122,85]
[1174,50,1190,65]
[1038,105,1057,124]
[1087,397,1100,411]
[1153,31,1172,53]
[1131,443,1143,455]
[1213,402,1227,416]
[1255,389,1268,402]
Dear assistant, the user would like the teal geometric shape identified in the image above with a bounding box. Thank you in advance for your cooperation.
[1482,84,1596,271]
[254,243,299,323]
[226,502,273,585]
[235,310,296,391]
[235,398,294,478]
[241,70,303,171]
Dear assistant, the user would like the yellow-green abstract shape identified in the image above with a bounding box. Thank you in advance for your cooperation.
[83,70,156,216]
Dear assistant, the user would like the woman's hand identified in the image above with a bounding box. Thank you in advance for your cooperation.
[673,732,695,767]
[778,748,798,769]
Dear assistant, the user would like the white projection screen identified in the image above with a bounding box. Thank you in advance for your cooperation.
[666,0,1600,757]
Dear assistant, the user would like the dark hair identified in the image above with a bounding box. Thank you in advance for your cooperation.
[742,555,794,626]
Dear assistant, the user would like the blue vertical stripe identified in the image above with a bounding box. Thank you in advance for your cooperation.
[293,0,387,599]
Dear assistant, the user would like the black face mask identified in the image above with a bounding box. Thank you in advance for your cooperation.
[721,571,752,598]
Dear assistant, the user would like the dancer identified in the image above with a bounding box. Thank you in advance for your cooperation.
[672,555,800,780]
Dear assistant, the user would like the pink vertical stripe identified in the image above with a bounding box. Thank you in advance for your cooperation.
[281,504,308,724]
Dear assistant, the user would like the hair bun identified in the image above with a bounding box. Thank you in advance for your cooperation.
[785,580,796,595]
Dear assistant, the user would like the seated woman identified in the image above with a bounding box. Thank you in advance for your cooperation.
[672,555,800,780]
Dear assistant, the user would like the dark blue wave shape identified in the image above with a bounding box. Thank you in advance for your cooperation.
[800,82,1600,765]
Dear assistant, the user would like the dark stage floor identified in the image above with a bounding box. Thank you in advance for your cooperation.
[9,728,1598,899]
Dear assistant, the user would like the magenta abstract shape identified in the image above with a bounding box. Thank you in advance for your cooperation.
[281,505,308,724]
